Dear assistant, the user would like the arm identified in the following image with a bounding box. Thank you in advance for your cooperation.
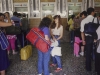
[0,21,12,27]
[56,26,63,40]
[50,28,56,41]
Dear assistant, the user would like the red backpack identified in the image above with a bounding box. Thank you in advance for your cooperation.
[26,27,51,53]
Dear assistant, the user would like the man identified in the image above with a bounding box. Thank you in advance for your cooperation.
[80,7,97,71]
[11,12,22,49]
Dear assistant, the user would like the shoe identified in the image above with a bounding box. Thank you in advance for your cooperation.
[76,55,80,57]
[12,52,18,55]
[50,64,56,67]
[38,74,42,75]
[55,68,62,72]
[80,52,84,56]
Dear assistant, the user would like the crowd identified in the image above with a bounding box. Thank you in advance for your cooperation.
[0,7,100,75]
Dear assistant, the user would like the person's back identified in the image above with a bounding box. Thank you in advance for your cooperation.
[21,17,28,31]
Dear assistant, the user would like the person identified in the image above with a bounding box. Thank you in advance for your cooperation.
[0,13,12,75]
[11,12,22,49]
[37,17,52,75]
[68,15,75,48]
[4,12,17,55]
[74,29,82,57]
[80,7,97,71]
[79,11,87,56]
[50,15,63,72]
[21,13,29,46]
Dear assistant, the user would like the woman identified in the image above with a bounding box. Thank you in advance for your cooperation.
[50,15,63,72]
[0,13,12,75]
[4,12,17,55]
[38,17,51,75]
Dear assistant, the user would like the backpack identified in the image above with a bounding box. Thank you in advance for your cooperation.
[84,18,100,34]
[26,27,51,53]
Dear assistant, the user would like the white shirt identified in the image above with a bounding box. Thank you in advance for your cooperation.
[80,15,98,33]
[51,25,63,35]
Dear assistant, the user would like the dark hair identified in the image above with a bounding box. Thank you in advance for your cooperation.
[87,7,94,15]
[0,13,3,16]
[22,14,26,17]
[39,17,51,28]
[50,15,62,29]
[74,28,81,37]
[17,13,21,17]
[13,12,18,16]
[5,12,10,17]
[81,11,87,17]
[71,15,75,19]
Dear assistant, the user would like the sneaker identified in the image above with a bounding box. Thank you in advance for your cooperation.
[38,74,42,75]
[55,68,62,72]
[80,52,84,56]
[50,64,56,67]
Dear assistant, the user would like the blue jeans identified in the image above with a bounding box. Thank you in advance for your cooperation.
[52,35,62,68]
[37,48,51,75]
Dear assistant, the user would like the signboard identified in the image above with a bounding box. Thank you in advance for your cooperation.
[14,3,28,7]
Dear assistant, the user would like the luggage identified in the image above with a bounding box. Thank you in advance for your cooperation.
[20,45,32,60]
[26,27,50,53]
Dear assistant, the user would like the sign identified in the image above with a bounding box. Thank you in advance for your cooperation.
[14,3,28,7]
[76,3,81,6]
[68,3,74,6]
[95,2,100,7]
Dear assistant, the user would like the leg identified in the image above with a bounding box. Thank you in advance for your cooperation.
[43,49,51,75]
[74,43,76,56]
[7,39,11,55]
[76,45,80,57]
[37,50,43,74]
[54,56,62,68]
[85,43,93,71]
[10,38,17,54]
[0,70,5,75]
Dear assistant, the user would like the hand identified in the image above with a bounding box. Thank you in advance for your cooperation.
[52,37,56,42]
[82,41,86,45]
[94,39,97,42]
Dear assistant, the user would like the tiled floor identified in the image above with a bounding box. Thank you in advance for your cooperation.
[6,42,97,75]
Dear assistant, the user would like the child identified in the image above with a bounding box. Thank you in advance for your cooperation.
[74,29,82,57]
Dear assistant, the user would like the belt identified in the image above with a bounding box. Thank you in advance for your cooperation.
[85,34,92,36]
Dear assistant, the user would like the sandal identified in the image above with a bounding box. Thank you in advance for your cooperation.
[50,64,56,67]
[55,68,62,72]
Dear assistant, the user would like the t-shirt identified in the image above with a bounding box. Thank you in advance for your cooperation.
[42,27,50,38]
[11,16,21,26]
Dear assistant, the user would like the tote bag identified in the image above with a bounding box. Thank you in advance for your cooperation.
[26,27,51,53]
[0,30,9,50]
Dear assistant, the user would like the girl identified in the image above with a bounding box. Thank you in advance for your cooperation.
[38,17,52,75]
[74,29,82,57]
[50,15,63,72]
[0,13,12,75]
[4,12,17,55]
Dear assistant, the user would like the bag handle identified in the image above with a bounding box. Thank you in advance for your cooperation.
[92,17,99,25]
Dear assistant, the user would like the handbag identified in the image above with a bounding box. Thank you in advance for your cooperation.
[51,47,62,56]
[84,18,100,34]
[5,26,21,35]
[26,27,51,53]
[0,29,9,50]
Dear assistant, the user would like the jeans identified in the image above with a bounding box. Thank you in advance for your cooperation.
[38,48,51,75]
[52,35,62,68]
[70,30,74,48]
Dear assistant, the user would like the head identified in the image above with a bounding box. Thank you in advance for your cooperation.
[39,17,52,28]
[17,13,21,18]
[13,12,18,16]
[0,13,4,21]
[22,14,26,17]
[5,12,10,18]
[87,7,95,16]
[50,15,61,29]
[81,11,87,18]
[71,15,75,20]
[46,15,53,22]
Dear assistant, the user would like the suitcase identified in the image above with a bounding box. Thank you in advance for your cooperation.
[20,45,32,60]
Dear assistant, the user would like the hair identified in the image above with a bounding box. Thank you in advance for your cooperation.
[74,28,81,37]
[22,14,26,17]
[39,17,51,28]
[81,11,87,17]
[0,13,3,16]
[5,12,10,17]
[50,15,62,29]
[71,15,75,19]
[87,7,94,15]
[13,12,18,16]
[17,13,21,17]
